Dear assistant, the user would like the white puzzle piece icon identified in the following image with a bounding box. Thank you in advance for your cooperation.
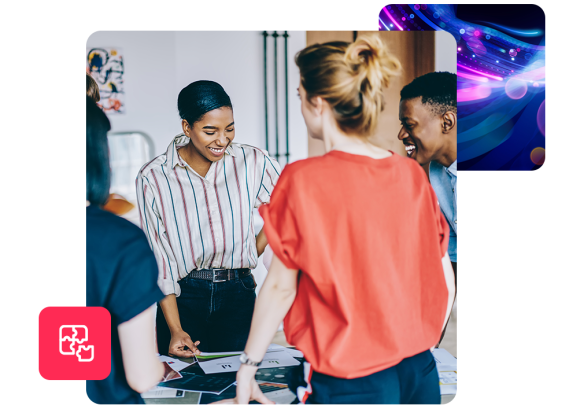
[59,325,94,362]
[76,345,94,362]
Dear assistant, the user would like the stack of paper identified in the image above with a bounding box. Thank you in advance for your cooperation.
[159,373,235,395]
[432,348,457,395]
[196,345,301,375]
[158,355,195,372]
[285,348,303,359]
[141,386,185,399]
[197,351,301,374]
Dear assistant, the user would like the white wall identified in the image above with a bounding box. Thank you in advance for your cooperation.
[435,30,457,74]
[174,32,264,154]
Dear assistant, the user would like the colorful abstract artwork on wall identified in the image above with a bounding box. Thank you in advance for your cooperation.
[87,47,125,115]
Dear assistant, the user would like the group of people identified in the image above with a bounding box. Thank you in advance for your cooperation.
[86,34,457,404]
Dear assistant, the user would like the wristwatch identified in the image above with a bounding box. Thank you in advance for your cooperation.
[239,352,261,367]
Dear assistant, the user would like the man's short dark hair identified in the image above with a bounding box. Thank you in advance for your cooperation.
[400,72,457,116]
[86,96,111,205]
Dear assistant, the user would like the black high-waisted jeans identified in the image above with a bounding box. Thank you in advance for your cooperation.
[156,274,257,354]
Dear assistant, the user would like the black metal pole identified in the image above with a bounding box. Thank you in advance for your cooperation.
[272,31,280,162]
[283,31,290,164]
[262,31,269,154]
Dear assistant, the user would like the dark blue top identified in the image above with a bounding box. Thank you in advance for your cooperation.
[86,205,164,404]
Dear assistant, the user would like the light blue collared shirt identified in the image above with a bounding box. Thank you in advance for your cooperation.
[429,160,457,262]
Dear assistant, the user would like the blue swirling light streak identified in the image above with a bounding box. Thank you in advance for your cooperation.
[408,4,444,31]
[377,16,391,31]
[479,21,542,37]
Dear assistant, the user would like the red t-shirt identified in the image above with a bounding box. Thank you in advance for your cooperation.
[259,150,450,379]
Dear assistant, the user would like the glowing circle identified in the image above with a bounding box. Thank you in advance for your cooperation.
[474,30,480,36]
[459,28,465,34]
[414,4,420,10]
[440,22,446,28]
[505,78,528,100]
[512,58,515,61]
[516,48,520,52]
[433,12,440,18]
[402,17,406,21]
[509,49,517,57]
[525,53,532,60]
[410,14,414,18]
[530,148,545,166]
[458,47,461,51]
[537,100,545,136]
[390,24,394,27]
[486,35,491,40]
[421,4,427,10]
[496,60,499,63]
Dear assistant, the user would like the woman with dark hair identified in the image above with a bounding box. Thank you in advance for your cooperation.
[233,35,455,404]
[136,80,280,357]
[86,96,164,403]
[86,73,100,102]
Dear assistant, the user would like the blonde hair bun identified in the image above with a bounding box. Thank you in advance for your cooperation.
[344,35,401,94]
[296,34,401,136]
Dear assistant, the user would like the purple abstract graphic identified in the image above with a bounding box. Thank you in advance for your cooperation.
[379,4,546,170]
[537,100,545,136]
[505,78,528,100]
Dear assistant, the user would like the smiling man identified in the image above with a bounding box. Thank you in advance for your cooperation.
[398,71,457,278]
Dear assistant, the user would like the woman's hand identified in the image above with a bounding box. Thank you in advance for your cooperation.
[168,329,200,358]
[234,365,274,404]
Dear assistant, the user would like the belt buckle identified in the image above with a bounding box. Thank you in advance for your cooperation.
[212,269,227,283]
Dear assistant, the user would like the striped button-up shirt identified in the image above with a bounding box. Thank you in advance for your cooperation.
[136,134,281,296]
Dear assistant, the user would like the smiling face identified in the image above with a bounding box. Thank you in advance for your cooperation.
[398,97,446,166]
[183,106,235,162]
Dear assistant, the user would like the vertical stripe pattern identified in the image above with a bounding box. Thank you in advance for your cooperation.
[135,134,281,296]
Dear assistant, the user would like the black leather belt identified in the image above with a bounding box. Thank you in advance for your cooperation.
[186,268,251,283]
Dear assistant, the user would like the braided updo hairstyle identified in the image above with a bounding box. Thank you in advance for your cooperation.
[295,35,401,137]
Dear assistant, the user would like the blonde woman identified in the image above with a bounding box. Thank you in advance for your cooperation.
[233,35,455,404]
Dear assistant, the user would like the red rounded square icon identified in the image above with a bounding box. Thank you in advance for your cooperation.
[39,307,111,380]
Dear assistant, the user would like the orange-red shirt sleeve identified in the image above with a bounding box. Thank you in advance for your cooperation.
[258,166,301,271]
